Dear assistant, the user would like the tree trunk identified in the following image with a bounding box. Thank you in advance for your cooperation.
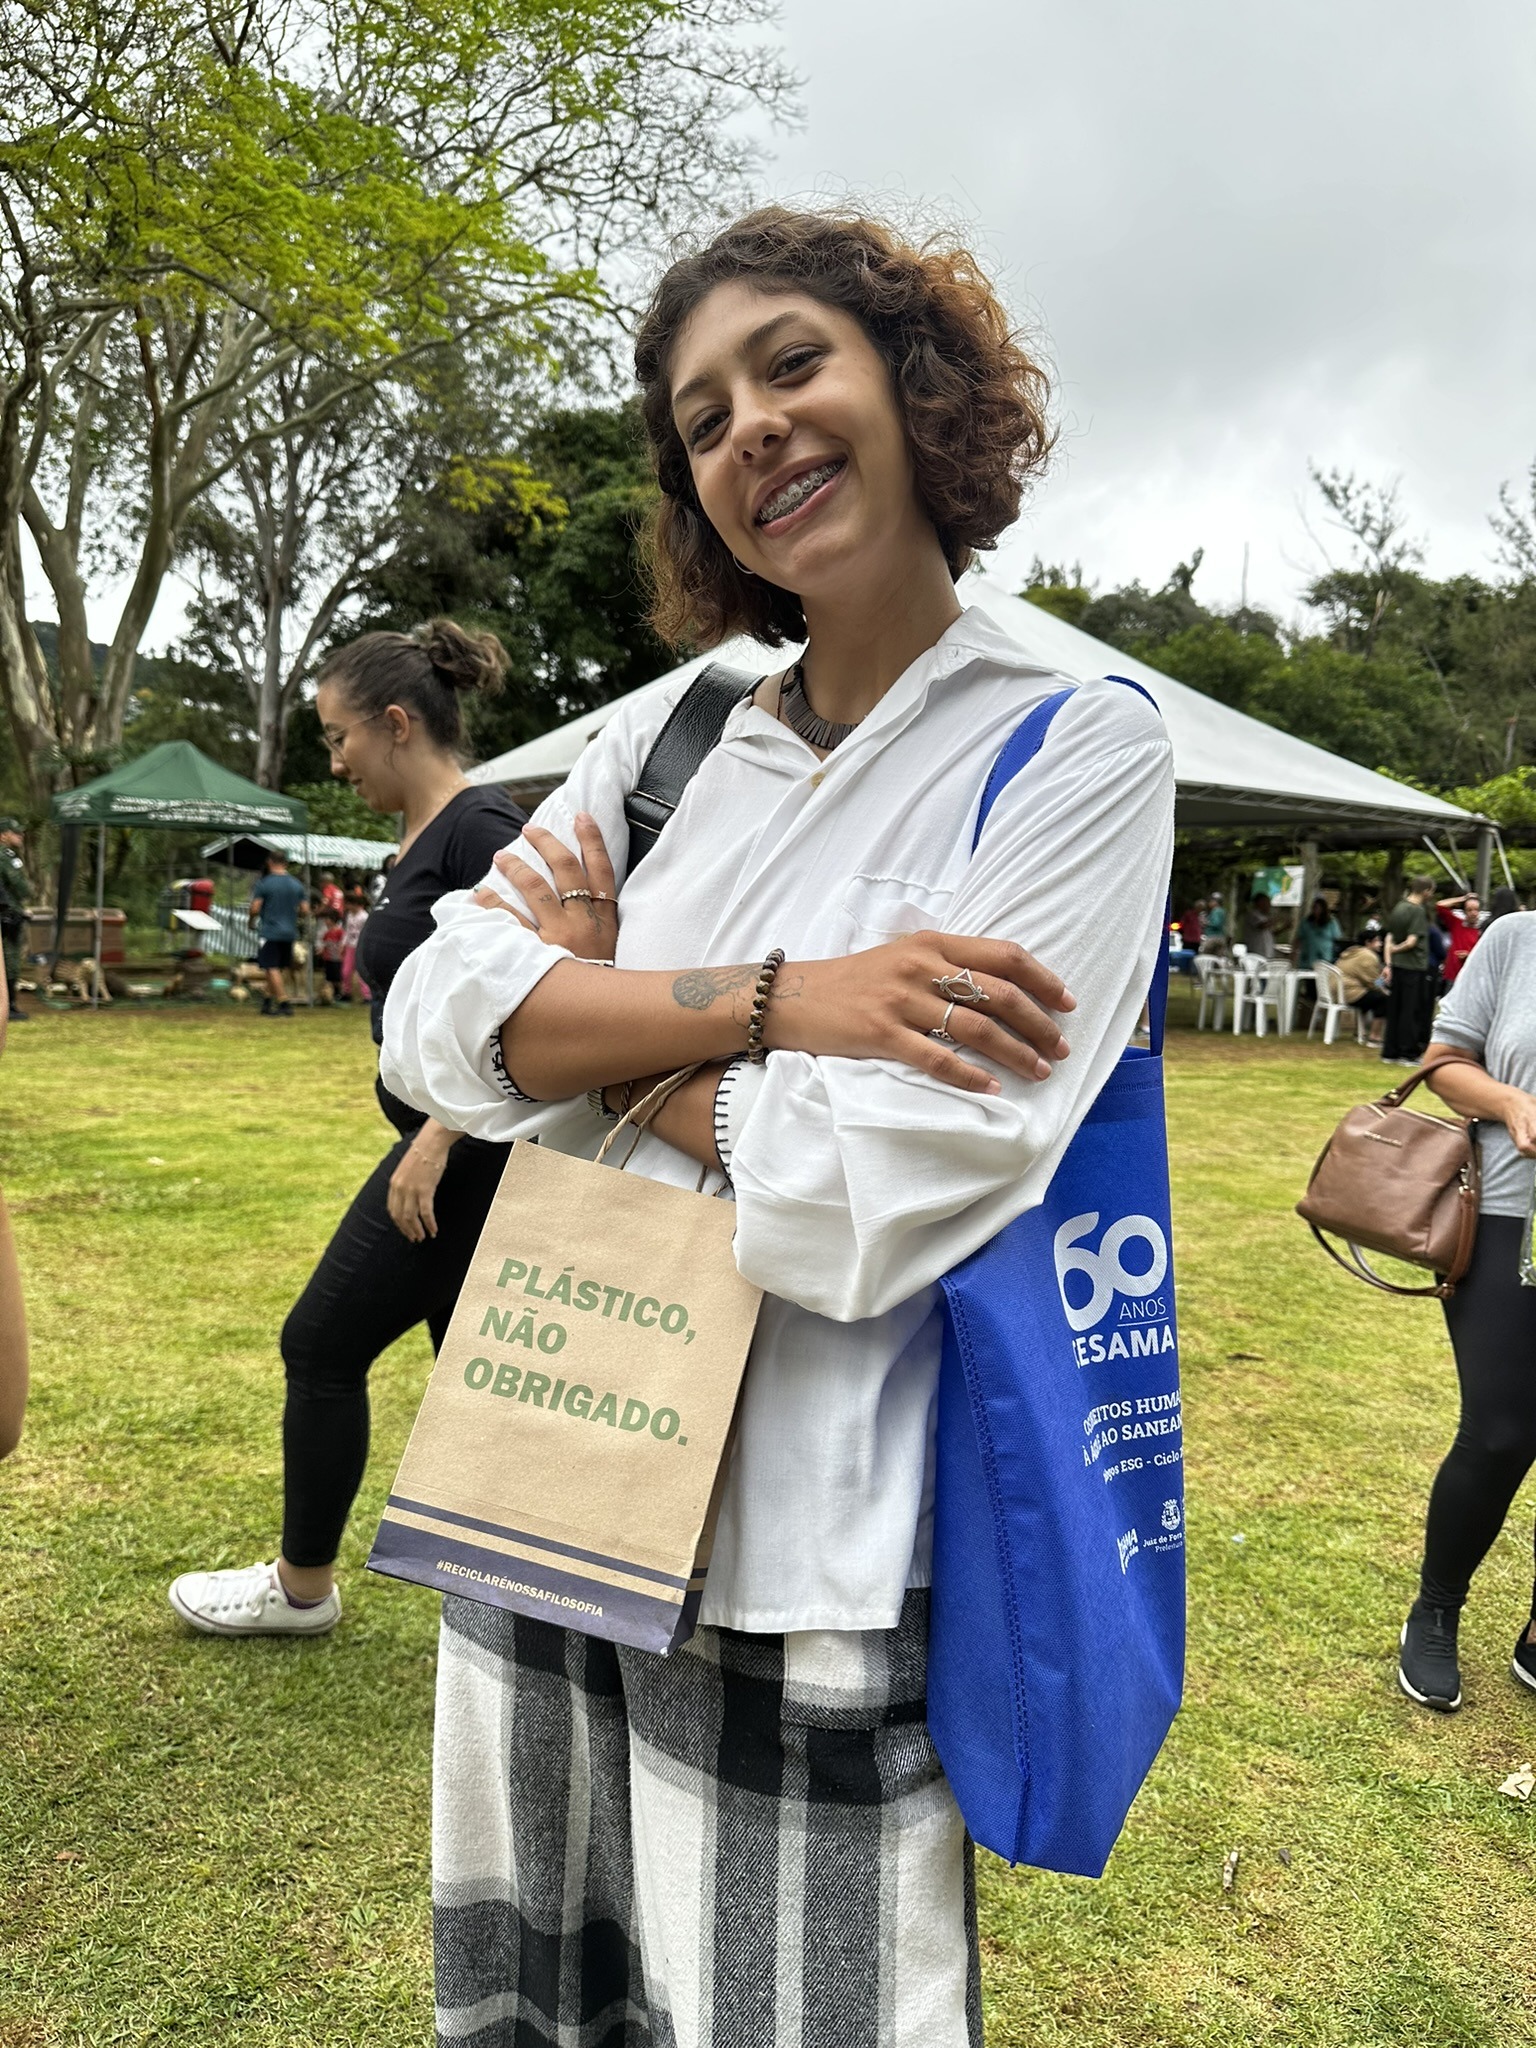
[256,706,286,789]
[0,537,56,811]
[1380,848,1405,921]
[255,582,288,788]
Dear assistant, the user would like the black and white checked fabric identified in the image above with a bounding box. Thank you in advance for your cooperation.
[433,1589,981,2047]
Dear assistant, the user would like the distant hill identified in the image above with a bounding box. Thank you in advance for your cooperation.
[28,620,258,778]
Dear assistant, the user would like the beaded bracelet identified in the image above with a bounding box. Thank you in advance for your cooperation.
[745,948,785,1064]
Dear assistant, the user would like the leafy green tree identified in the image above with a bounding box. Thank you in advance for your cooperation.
[1075,549,1286,655]
[1028,531,1461,788]
[0,0,789,800]
[1019,559,1093,627]
[1303,467,1426,659]
[119,653,259,777]
[280,780,397,842]
[350,399,671,760]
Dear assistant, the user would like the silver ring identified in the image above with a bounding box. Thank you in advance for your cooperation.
[933,969,988,1007]
[928,1029,956,1045]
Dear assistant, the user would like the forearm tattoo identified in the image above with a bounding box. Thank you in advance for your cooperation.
[671,965,757,1011]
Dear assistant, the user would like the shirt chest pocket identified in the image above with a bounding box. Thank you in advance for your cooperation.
[837,872,955,953]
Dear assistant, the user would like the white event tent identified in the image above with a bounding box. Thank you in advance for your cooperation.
[469,573,1484,866]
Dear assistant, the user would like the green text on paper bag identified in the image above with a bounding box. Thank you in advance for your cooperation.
[368,1138,763,1652]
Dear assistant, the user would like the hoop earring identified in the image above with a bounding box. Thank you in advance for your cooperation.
[730,555,757,578]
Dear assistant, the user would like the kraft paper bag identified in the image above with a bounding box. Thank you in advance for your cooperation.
[368,1121,763,1653]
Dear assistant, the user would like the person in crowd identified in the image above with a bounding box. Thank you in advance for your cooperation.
[248,851,306,1017]
[368,851,395,908]
[340,887,370,1002]
[1336,929,1389,1046]
[1381,873,1437,1065]
[1484,884,1523,926]
[316,904,346,1001]
[0,818,28,1021]
[1199,891,1229,954]
[0,975,27,1459]
[1436,892,1482,986]
[1397,901,1536,1712]
[169,619,525,1638]
[1426,912,1451,1004]
[1243,890,1275,958]
[1181,900,1204,950]
[383,207,1174,2048]
[1294,894,1342,971]
[318,870,345,920]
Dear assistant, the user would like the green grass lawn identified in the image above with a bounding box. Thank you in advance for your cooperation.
[2,1004,1534,2046]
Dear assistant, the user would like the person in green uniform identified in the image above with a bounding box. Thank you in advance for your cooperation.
[1382,873,1436,1064]
[0,820,29,1022]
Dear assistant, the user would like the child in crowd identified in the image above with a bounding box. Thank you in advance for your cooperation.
[317,906,346,1001]
[341,888,371,1002]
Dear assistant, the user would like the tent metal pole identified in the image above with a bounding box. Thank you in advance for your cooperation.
[1475,824,1495,902]
[92,824,105,1008]
[1421,833,1468,892]
[1495,827,1515,893]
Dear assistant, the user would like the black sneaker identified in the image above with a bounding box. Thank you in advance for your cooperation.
[1513,1630,1536,1695]
[260,996,274,1016]
[1399,1600,1463,1711]
[277,1002,294,1018]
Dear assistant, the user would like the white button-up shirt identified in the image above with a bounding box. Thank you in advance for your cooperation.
[382,606,1175,1632]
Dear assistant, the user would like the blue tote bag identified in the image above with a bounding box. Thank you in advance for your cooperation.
[929,681,1185,1879]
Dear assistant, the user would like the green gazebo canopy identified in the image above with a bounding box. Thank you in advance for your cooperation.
[50,742,309,832]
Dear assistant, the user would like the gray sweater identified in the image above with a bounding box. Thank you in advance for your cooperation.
[1431,914,1536,1217]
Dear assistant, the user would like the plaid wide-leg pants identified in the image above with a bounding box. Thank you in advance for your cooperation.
[432,1588,981,2048]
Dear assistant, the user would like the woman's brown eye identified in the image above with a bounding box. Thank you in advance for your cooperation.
[775,348,819,379]
[689,411,725,449]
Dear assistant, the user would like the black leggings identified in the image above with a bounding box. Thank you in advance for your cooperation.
[1419,1214,1536,1615]
[1382,969,1435,1062]
[281,1123,511,1567]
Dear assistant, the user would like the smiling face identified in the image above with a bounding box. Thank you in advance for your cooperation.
[668,282,935,611]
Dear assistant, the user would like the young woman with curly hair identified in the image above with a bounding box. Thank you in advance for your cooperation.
[386,207,1174,2048]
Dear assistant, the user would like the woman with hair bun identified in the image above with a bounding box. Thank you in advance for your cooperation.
[169,618,527,1637]
[387,208,1175,2043]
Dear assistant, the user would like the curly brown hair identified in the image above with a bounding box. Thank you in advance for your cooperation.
[633,206,1054,649]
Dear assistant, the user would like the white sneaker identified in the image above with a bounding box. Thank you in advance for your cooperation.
[168,1559,341,1637]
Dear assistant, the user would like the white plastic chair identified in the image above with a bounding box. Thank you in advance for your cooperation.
[1307,960,1368,1045]
[1234,955,1283,1037]
[1193,952,1231,1031]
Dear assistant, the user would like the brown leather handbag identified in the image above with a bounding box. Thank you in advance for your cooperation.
[1296,1049,1482,1296]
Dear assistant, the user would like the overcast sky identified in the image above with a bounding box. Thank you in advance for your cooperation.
[62,0,1536,651]
[753,0,1536,624]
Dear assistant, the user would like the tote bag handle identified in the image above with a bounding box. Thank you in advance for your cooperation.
[973,677,1170,1055]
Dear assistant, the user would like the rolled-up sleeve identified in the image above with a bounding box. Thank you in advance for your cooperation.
[725,686,1175,1321]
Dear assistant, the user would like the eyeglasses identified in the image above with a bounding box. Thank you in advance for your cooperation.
[321,711,387,759]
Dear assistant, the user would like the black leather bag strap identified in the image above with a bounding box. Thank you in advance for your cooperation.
[624,663,757,876]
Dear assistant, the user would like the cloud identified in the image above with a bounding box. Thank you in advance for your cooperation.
[759,0,1536,611]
